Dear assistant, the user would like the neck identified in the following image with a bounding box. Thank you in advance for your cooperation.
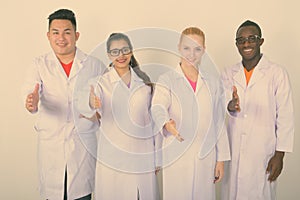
[115,66,130,77]
[115,66,131,86]
[180,62,199,81]
[242,54,262,71]
[57,52,76,64]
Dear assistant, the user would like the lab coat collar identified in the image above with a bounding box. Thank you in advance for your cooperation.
[174,63,206,80]
[174,63,208,94]
[49,47,87,80]
[232,54,270,89]
[108,66,144,87]
[69,48,87,79]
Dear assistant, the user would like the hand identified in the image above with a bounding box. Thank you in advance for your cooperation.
[89,85,101,109]
[155,166,161,175]
[25,83,39,113]
[79,111,101,124]
[164,119,184,142]
[214,161,224,183]
[227,85,240,112]
[266,151,285,182]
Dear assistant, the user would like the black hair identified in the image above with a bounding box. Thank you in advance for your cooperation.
[106,33,153,93]
[48,9,77,31]
[236,20,262,37]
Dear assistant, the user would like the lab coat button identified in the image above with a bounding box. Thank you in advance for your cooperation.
[244,114,247,118]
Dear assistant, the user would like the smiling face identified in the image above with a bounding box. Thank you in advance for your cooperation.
[236,25,264,64]
[178,34,205,68]
[108,39,132,70]
[47,19,79,61]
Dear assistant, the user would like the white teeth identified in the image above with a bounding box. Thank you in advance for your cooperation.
[244,49,252,52]
[118,58,126,61]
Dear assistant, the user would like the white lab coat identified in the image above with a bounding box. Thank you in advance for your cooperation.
[79,67,158,200]
[221,55,294,200]
[151,64,230,200]
[22,48,105,200]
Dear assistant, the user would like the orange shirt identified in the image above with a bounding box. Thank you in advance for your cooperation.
[244,67,254,85]
[60,61,73,77]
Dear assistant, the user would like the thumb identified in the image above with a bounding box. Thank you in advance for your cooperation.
[232,85,237,92]
[232,85,238,96]
[90,85,95,95]
[169,119,176,126]
[33,83,39,94]
[232,86,240,101]
[266,162,272,173]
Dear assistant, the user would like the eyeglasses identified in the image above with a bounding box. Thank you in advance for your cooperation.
[108,47,132,56]
[235,35,261,45]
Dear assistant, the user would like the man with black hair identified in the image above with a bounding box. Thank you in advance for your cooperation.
[221,20,294,200]
[23,9,105,200]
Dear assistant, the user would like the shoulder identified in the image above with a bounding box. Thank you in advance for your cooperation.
[158,69,180,81]
[261,56,288,76]
[221,62,240,79]
[32,51,56,67]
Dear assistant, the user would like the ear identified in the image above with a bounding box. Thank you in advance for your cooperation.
[201,46,206,56]
[75,32,80,41]
[47,32,50,40]
[259,38,264,46]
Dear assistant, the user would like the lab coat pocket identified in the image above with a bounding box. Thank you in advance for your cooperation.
[256,171,275,200]
[34,113,59,139]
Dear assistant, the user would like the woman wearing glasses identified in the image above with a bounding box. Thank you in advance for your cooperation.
[151,27,230,199]
[81,33,158,199]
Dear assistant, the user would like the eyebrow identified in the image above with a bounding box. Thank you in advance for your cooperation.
[50,28,72,32]
[182,44,202,48]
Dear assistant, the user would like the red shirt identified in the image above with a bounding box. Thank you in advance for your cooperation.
[60,61,73,77]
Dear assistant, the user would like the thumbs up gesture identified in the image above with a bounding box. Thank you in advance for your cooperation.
[227,85,241,112]
[25,83,39,113]
[89,85,101,109]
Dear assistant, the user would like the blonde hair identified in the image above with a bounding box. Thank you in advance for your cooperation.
[180,27,205,45]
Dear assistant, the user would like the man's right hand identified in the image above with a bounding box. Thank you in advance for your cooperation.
[227,85,241,112]
[25,83,39,113]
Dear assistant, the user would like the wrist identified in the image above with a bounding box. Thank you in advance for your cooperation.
[227,102,235,112]
[274,151,285,159]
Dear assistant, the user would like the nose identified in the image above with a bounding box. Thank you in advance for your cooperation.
[57,32,66,40]
[188,49,196,59]
[242,40,251,47]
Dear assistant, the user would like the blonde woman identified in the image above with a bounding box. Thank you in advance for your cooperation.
[151,27,230,199]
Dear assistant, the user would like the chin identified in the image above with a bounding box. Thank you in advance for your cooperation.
[115,64,130,69]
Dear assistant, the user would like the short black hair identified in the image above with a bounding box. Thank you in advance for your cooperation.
[236,20,262,37]
[48,9,77,31]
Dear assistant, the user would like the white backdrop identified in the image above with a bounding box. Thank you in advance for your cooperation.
[0,0,299,199]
